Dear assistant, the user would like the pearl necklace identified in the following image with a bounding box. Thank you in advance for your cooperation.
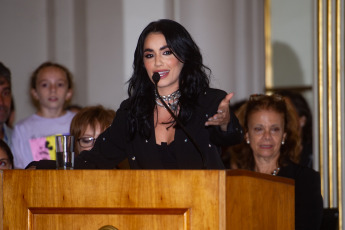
[155,90,181,112]
[271,167,281,176]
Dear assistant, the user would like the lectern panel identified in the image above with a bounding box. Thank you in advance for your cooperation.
[1,170,221,229]
[226,171,294,229]
[31,209,188,230]
[0,170,294,229]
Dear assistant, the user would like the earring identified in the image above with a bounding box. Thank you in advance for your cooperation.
[281,140,285,145]
[246,140,250,144]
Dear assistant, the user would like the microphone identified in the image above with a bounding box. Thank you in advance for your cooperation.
[152,72,160,84]
[152,72,207,169]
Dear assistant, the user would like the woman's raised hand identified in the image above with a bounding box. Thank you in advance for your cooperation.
[205,92,233,131]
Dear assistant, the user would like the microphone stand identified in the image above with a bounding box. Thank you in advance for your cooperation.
[152,73,207,169]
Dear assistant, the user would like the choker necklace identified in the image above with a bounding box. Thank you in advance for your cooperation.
[271,167,281,176]
[155,89,181,112]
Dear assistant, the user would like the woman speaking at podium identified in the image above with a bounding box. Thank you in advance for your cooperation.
[75,19,243,169]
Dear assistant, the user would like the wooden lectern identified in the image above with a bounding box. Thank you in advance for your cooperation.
[0,170,294,229]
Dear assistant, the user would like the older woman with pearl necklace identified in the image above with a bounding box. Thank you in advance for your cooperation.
[230,94,323,230]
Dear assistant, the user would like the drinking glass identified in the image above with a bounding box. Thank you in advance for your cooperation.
[55,135,74,170]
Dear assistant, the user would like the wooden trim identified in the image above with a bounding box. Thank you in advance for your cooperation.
[265,86,313,93]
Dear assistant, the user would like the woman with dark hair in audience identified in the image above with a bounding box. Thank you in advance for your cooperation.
[75,19,243,169]
[277,90,313,167]
[231,94,323,230]
[0,139,14,169]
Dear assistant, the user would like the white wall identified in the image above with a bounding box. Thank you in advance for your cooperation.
[271,0,314,109]
[85,0,125,108]
[0,0,48,120]
[177,0,265,100]
[271,0,313,87]
[0,0,265,123]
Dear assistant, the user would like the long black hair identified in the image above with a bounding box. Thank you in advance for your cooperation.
[127,19,211,139]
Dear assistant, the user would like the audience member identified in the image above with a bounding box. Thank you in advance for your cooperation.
[70,105,115,156]
[0,62,13,147]
[26,105,116,169]
[74,19,243,169]
[12,62,75,169]
[0,139,14,169]
[277,90,313,167]
[232,94,323,230]
[6,98,15,129]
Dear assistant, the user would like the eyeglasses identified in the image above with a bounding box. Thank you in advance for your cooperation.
[77,137,96,148]
[0,158,11,169]
[249,94,283,101]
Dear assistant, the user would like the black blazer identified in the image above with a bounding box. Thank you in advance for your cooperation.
[278,161,323,230]
[76,88,243,169]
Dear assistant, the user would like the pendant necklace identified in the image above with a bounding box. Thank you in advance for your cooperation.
[155,89,181,112]
[271,167,281,176]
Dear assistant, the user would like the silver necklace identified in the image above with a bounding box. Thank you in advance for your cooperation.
[271,167,281,176]
[155,90,181,112]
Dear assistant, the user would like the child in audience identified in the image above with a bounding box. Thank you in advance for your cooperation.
[70,105,115,156]
[25,105,118,169]
[12,62,75,169]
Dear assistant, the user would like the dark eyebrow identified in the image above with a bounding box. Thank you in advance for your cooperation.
[143,48,153,53]
[0,87,11,94]
[143,45,169,53]
[1,86,10,91]
[160,45,169,50]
